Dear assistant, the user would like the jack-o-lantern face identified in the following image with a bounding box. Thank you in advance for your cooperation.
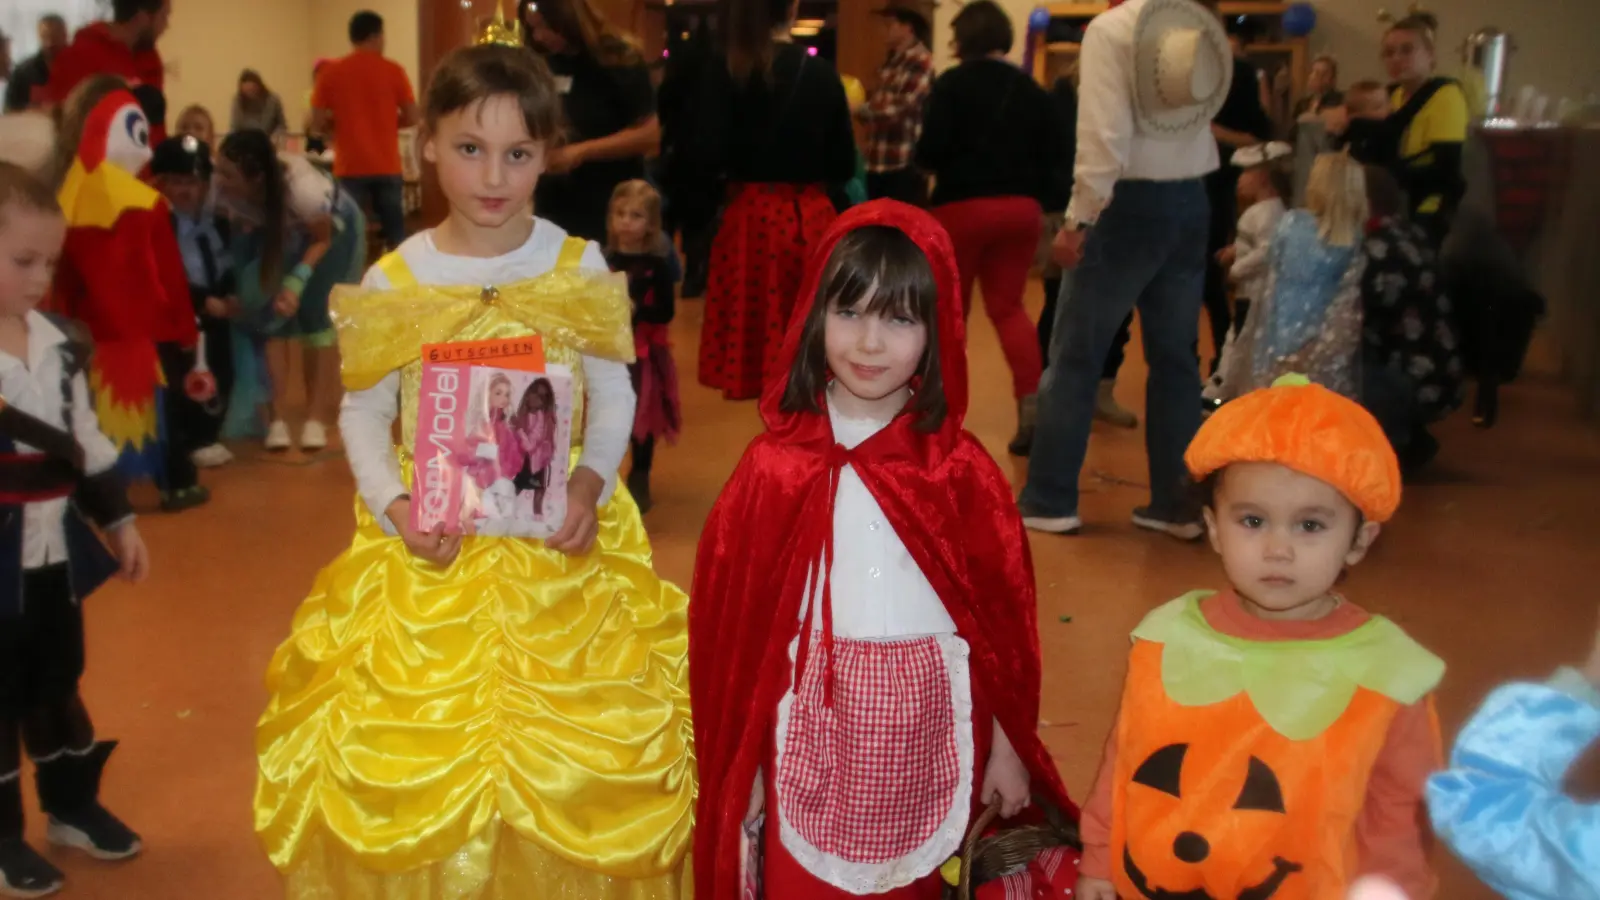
[1123,743,1304,900]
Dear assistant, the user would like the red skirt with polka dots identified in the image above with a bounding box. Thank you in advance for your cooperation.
[698,182,837,400]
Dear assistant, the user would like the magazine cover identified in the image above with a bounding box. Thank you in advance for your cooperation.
[412,342,574,538]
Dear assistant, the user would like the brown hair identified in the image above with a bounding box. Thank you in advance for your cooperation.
[1363,164,1405,220]
[1259,157,1294,204]
[48,73,130,190]
[1310,54,1339,84]
[606,179,663,253]
[0,161,63,230]
[781,226,946,432]
[424,44,565,145]
[722,0,795,81]
[951,0,1014,60]
[514,376,558,431]
[518,0,642,68]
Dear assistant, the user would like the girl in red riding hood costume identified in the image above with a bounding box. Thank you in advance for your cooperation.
[691,200,1076,899]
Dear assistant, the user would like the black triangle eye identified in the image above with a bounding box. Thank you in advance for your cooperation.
[1234,756,1285,812]
[1130,743,1186,798]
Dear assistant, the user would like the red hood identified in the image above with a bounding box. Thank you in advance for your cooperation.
[758,199,969,458]
[690,199,1074,899]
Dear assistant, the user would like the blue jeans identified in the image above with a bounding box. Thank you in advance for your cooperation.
[1020,179,1209,519]
[340,174,406,251]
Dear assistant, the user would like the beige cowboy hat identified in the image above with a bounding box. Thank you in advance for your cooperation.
[1133,0,1232,139]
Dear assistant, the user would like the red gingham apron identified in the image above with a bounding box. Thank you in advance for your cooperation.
[773,631,975,894]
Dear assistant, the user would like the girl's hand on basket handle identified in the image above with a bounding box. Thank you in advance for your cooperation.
[743,767,765,827]
[981,721,1031,818]
[1076,876,1118,900]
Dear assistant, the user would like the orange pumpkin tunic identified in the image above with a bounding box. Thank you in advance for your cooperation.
[1081,591,1444,900]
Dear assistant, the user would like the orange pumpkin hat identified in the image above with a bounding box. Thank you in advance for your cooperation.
[1185,374,1401,522]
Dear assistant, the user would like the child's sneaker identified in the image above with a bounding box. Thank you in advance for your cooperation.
[265,420,292,452]
[190,443,233,468]
[1131,506,1204,542]
[301,421,328,452]
[46,806,141,861]
[34,742,140,863]
[160,485,211,512]
[0,839,63,897]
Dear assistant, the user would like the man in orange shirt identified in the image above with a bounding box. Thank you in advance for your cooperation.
[312,10,418,250]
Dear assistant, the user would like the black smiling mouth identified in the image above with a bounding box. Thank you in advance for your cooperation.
[1124,848,1303,900]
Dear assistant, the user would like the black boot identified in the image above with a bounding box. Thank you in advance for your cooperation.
[628,439,655,514]
[1472,378,1499,429]
[34,742,140,861]
[0,777,63,898]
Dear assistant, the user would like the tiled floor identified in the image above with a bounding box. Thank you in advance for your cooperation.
[47,285,1596,897]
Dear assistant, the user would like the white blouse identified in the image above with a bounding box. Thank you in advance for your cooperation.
[797,399,957,640]
[1231,197,1287,303]
[338,219,636,531]
[0,313,127,569]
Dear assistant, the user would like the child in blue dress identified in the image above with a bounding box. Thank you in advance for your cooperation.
[1221,152,1368,400]
[1427,611,1600,900]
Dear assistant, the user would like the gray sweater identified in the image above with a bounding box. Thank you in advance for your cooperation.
[230,93,288,136]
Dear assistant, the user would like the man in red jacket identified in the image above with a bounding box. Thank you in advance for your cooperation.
[42,0,171,141]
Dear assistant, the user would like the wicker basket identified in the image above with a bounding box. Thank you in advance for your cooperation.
[947,795,1081,899]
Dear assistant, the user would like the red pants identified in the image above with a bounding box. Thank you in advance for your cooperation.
[932,196,1044,398]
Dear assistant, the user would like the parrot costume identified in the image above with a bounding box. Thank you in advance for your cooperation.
[53,89,198,485]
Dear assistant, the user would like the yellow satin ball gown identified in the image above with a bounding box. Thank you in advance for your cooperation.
[254,241,695,900]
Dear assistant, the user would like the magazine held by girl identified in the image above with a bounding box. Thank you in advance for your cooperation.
[412,338,574,537]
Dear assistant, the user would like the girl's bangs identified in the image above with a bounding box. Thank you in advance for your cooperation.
[824,228,937,324]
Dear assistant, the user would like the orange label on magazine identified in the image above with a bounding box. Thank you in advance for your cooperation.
[422,337,545,372]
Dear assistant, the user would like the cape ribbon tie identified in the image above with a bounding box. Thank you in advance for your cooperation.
[792,443,852,709]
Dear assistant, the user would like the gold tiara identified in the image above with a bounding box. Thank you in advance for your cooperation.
[477,4,524,48]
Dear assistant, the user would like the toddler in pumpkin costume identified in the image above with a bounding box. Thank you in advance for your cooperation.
[1076,374,1445,900]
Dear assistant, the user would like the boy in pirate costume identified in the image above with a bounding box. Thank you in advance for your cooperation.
[0,163,150,898]
[1076,374,1445,900]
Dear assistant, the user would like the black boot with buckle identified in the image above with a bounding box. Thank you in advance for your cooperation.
[0,776,63,898]
[34,742,140,862]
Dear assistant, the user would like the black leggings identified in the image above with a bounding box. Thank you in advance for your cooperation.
[0,566,95,775]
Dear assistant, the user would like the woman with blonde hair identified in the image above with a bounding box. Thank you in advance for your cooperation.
[1220,152,1369,399]
[1379,12,1467,243]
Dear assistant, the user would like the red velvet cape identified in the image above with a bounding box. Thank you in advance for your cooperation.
[689,201,1075,899]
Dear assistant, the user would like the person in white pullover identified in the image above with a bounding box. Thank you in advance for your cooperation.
[1205,140,1290,402]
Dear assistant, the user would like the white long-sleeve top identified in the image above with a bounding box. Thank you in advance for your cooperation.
[796,398,957,640]
[1229,196,1286,303]
[0,312,126,569]
[339,221,636,533]
[1065,0,1220,227]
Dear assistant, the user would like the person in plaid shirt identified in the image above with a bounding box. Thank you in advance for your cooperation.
[854,3,934,206]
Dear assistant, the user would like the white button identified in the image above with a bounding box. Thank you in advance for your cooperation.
[868,520,881,532]
[869,566,882,579]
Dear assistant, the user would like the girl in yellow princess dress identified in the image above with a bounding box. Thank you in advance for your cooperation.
[252,43,694,900]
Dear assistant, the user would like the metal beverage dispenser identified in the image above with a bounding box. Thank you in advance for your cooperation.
[1462,27,1514,117]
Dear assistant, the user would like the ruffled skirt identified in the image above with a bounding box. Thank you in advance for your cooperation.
[254,463,695,899]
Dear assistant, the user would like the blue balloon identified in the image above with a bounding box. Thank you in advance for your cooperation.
[1028,6,1051,31]
[1283,2,1317,37]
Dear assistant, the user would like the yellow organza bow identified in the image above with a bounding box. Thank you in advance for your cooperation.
[331,266,636,392]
